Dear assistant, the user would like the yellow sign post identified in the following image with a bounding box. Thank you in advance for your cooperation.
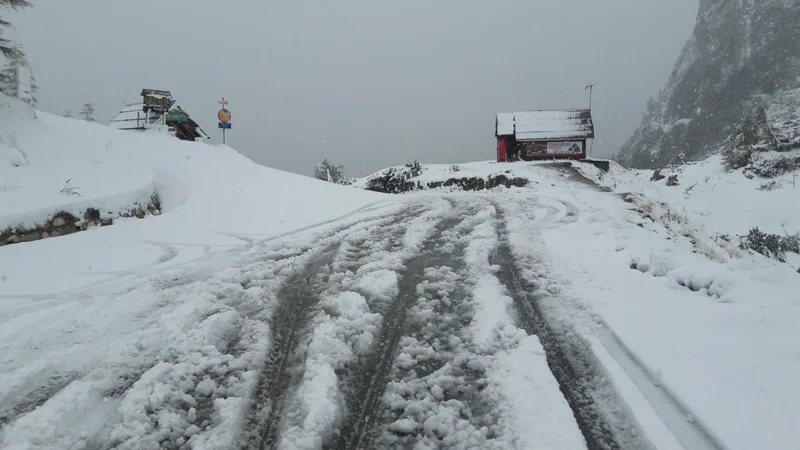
[217,97,232,144]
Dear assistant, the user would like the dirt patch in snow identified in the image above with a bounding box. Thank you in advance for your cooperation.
[0,192,162,247]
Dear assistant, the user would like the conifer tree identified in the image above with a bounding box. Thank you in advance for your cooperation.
[80,102,96,122]
[0,0,32,60]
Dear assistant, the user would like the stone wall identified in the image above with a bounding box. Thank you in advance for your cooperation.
[0,193,162,247]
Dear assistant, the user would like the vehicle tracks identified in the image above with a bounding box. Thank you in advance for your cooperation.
[330,202,487,450]
[491,207,652,450]
[240,241,344,450]
[240,207,428,450]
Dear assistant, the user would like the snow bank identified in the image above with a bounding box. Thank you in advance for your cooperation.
[575,154,800,252]
[0,96,387,296]
[508,158,800,450]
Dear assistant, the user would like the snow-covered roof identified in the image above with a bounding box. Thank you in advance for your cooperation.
[496,110,595,141]
[108,101,210,140]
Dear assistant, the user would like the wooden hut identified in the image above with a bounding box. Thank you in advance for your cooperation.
[495,109,595,162]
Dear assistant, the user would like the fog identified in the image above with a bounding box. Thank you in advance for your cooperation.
[9,0,698,176]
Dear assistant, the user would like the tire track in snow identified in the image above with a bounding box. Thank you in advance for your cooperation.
[367,198,504,449]
[329,201,482,450]
[596,323,728,450]
[0,203,405,302]
[240,242,342,450]
[491,205,652,450]
[240,208,425,450]
[0,371,79,428]
[1,210,421,450]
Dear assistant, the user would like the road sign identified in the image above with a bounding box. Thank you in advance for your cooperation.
[219,122,232,129]
[166,109,188,122]
[218,108,231,123]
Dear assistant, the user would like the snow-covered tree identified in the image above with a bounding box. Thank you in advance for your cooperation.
[314,159,350,184]
[0,0,31,60]
[79,102,96,122]
[0,55,36,106]
[0,57,39,107]
[62,110,73,118]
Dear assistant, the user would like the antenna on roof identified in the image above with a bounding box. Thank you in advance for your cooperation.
[585,82,595,111]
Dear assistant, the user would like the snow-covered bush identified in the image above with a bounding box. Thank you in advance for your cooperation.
[721,106,779,171]
[749,153,800,178]
[757,180,783,191]
[314,159,353,185]
[722,144,754,170]
[738,227,800,262]
[405,160,423,178]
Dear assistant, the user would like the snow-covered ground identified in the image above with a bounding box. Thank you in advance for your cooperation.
[3,94,800,450]
[0,97,385,297]
[353,158,800,449]
[562,157,800,449]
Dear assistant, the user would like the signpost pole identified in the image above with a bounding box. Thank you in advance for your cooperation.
[218,97,231,145]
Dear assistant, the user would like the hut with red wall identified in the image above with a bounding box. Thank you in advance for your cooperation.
[495,109,595,162]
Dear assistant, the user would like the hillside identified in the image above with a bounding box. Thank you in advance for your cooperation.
[618,0,800,169]
[0,97,385,295]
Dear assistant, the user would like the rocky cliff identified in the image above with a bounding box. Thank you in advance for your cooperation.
[618,0,800,169]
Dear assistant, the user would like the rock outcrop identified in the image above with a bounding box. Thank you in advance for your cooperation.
[1,193,162,247]
[618,0,800,169]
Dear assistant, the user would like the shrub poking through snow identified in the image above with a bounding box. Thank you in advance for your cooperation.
[749,153,800,178]
[722,145,754,171]
[738,227,800,262]
[666,174,679,186]
[650,169,666,181]
[757,180,783,191]
[59,178,81,196]
[405,160,423,178]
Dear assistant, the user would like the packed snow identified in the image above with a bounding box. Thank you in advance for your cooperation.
[3,92,800,449]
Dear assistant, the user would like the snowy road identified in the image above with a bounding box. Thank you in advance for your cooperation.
[2,193,727,450]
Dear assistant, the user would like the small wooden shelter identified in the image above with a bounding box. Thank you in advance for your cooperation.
[495,109,595,162]
[108,89,210,142]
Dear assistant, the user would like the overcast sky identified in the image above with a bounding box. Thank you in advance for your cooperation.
[9,0,698,177]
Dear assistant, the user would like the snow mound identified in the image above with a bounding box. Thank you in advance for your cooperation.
[0,96,385,296]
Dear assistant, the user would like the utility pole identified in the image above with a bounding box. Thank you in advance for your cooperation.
[585,83,596,159]
[585,82,595,110]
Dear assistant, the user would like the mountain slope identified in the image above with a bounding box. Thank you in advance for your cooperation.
[618,0,800,168]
